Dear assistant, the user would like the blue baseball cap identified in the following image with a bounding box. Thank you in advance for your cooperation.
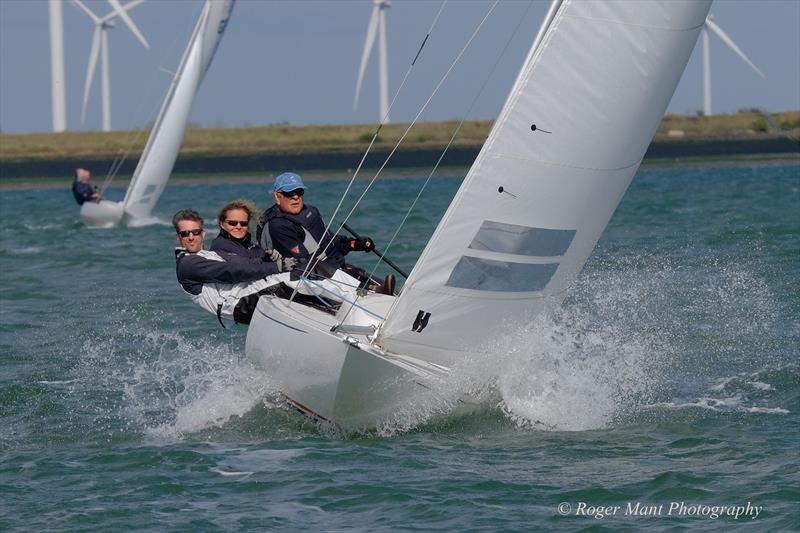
[273,172,307,192]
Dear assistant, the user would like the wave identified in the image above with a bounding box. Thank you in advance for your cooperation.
[375,249,794,434]
[72,311,280,443]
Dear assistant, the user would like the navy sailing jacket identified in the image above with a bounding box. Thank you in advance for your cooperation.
[175,247,279,296]
[72,180,95,205]
[210,228,264,260]
[258,204,351,268]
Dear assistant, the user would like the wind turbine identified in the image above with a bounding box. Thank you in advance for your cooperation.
[701,15,765,116]
[49,0,67,132]
[354,0,390,123]
[71,0,149,131]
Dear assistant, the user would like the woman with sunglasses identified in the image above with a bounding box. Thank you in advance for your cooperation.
[210,199,275,261]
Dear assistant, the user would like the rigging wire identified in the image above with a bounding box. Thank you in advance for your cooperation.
[289,0,448,303]
[300,0,500,300]
[339,0,536,329]
[371,1,536,282]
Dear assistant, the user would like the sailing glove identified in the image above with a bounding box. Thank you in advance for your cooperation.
[350,237,375,252]
[266,249,297,272]
[276,256,298,273]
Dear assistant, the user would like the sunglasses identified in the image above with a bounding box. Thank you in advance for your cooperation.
[279,189,304,198]
[177,228,202,238]
[225,220,249,227]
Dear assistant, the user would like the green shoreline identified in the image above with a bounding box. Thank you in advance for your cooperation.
[1,113,798,189]
[1,153,797,191]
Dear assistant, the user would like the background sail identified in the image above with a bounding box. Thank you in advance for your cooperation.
[123,0,235,221]
[378,0,712,363]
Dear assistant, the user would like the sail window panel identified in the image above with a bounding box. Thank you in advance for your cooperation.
[446,256,558,292]
[468,221,575,257]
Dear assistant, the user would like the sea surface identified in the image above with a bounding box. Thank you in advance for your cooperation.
[1,163,798,531]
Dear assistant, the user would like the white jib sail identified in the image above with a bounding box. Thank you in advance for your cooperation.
[122,0,235,221]
[377,0,712,364]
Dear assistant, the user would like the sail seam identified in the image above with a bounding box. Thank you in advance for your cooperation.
[562,13,706,33]
[488,152,645,173]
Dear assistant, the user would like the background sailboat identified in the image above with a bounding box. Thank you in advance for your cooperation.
[80,0,235,227]
[246,0,715,429]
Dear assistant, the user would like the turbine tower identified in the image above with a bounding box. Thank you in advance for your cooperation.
[354,0,390,123]
[702,15,765,116]
[49,0,67,132]
[72,0,149,131]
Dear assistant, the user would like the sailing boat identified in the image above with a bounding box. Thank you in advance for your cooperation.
[81,0,235,227]
[245,0,713,428]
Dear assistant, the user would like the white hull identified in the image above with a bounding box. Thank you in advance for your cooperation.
[246,294,454,429]
[79,200,124,227]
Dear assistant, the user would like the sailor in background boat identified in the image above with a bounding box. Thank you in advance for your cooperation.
[71,168,102,205]
[257,172,395,295]
[172,209,297,327]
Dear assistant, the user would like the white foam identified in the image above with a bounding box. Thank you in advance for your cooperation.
[371,303,662,434]
[491,311,661,431]
[9,246,43,254]
[746,406,789,414]
[126,216,169,228]
[646,396,789,415]
[746,381,774,391]
[23,224,62,231]
[76,322,278,443]
[210,467,254,478]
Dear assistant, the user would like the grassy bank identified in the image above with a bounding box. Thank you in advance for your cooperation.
[1,111,798,164]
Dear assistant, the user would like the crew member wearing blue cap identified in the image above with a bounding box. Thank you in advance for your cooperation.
[256,172,395,295]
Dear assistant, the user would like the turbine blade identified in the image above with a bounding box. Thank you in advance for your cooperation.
[71,0,101,24]
[99,0,145,23]
[705,17,765,79]
[82,26,102,124]
[106,0,150,49]
[354,5,380,110]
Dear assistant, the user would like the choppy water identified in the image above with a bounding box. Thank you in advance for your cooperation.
[1,163,798,530]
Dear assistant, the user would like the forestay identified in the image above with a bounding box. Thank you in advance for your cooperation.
[377,0,711,363]
[122,0,235,221]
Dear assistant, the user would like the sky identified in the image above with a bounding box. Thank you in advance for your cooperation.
[1,0,798,134]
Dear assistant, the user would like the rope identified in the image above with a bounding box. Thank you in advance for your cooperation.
[338,1,535,328]
[315,0,502,322]
[368,1,535,282]
[324,1,500,252]
[290,0,448,303]
[302,1,499,296]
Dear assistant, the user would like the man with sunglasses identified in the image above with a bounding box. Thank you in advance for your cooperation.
[173,208,296,326]
[256,172,394,295]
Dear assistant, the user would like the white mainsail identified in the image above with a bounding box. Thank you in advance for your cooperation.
[121,0,235,221]
[377,0,711,363]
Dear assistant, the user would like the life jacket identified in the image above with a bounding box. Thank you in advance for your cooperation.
[257,206,378,287]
